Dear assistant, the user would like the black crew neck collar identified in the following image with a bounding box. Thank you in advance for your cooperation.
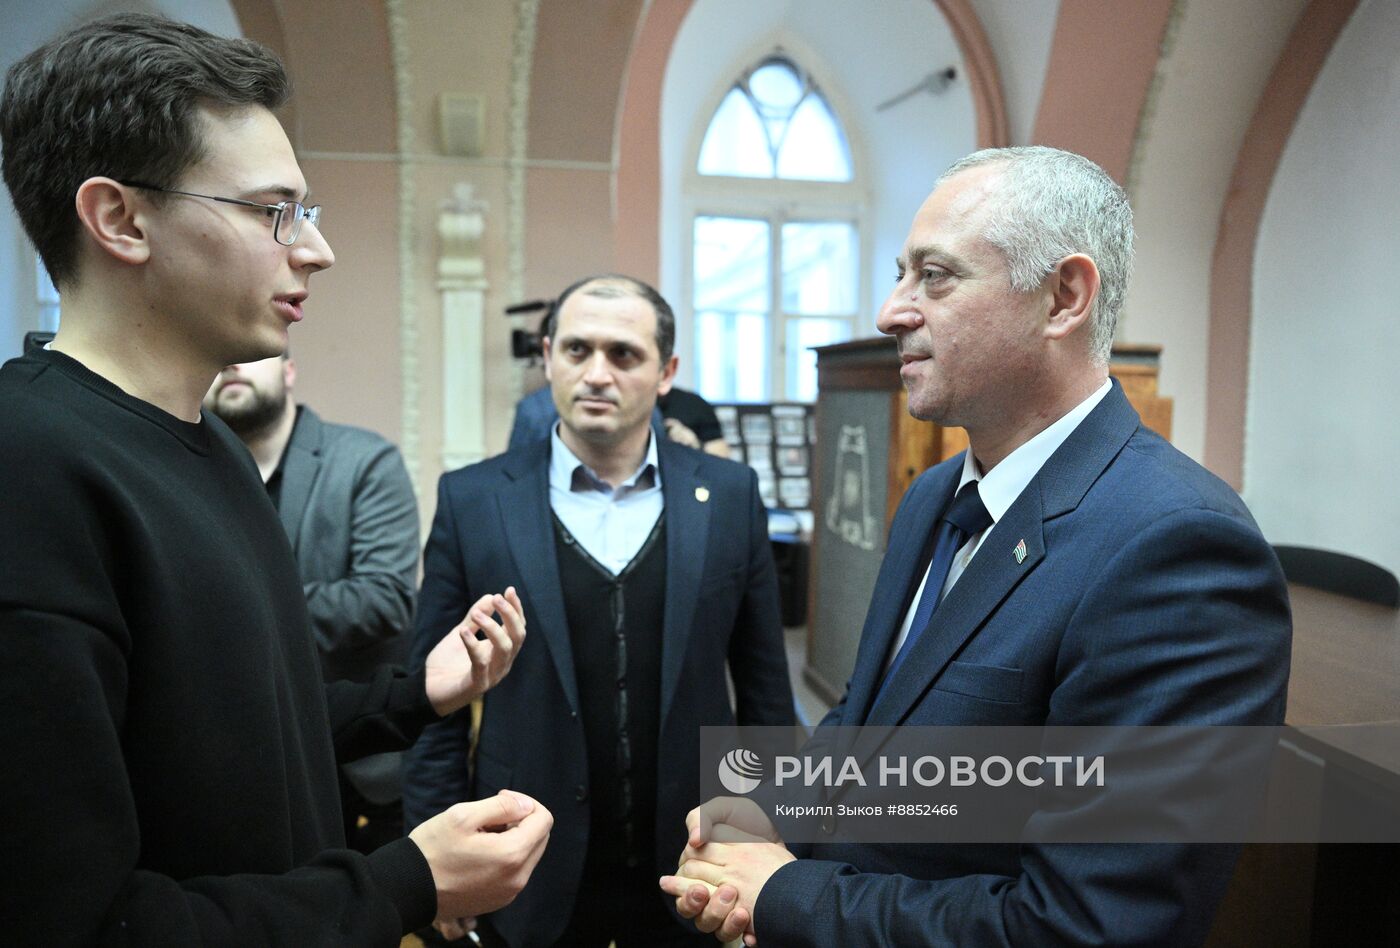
[28,347,212,454]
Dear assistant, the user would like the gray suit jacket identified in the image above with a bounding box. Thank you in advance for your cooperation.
[278,406,420,802]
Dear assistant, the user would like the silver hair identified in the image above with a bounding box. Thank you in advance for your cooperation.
[939,146,1134,365]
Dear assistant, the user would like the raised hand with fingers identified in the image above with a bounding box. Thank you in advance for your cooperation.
[425,586,526,716]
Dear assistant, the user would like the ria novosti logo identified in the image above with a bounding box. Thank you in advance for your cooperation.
[717,748,764,794]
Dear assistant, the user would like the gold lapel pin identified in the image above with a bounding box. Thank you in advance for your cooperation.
[1013,538,1028,564]
[695,486,710,503]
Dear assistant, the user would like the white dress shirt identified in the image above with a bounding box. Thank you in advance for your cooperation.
[884,380,1112,668]
[548,423,664,575]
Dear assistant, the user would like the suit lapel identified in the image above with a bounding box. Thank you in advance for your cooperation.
[865,492,1046,726]
[842,461,960,726]
[864,381,1142,728]
[277,406,322,552]
[1032,380,1142,520]
[658,443,709,725]
[498,444,581,714]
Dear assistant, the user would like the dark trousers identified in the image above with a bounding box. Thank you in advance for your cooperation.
[456,858,710,948]
[551,853,710,948]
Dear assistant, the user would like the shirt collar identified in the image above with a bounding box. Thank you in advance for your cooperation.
[956,379,1112,523]
[549,422,662,496]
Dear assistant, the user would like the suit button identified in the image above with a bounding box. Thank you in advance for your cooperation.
[569,710,579,720]
[821,814,836,835]
[575,784,588,802]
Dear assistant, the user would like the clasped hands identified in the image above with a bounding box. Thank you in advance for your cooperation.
[424,587,526,717]
[659,796,795,946]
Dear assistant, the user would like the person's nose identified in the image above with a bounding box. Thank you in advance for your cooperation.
[290,217,335,273]
[876,282,923,336]
[581,351,612,389]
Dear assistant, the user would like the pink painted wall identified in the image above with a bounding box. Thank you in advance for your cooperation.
[615,0,693,285]
[1206,0,1358,487]
[213,0,1365,508]
[233,0,402,445]
[1032,0,1174,182]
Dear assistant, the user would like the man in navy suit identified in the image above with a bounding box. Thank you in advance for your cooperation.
[404,274,795,946]
[662,147,1292,946]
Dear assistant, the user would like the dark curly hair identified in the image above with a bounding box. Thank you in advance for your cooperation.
[1,14,289,289]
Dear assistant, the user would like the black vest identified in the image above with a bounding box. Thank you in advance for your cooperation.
[553,513,667,870]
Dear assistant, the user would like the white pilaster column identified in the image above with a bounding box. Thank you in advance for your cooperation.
[439,184,489,471]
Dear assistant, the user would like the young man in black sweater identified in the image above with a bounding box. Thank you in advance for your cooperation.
[0,14,551,944]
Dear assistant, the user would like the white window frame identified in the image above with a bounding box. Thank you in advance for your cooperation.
[681,53,869,404]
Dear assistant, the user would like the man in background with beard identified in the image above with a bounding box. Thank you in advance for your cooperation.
[206,352,420,853]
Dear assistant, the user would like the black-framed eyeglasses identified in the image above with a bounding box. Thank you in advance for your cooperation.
[119,180,322,246]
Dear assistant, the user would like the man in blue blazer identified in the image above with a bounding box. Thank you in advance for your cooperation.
[405,275,795,947]
[663,147,1292,946]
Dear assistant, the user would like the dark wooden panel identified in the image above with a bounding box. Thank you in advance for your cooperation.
[1285,585,1400,727]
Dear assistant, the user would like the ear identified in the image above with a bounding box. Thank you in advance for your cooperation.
[1043,253,1100,342]
[74,178,150,267]
[283,356,297,390]
[656,353,679,396]
[541,335,554,383]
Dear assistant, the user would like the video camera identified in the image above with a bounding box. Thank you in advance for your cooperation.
[507,299,552,361]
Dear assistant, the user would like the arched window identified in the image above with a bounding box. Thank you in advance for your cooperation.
[686,53,864,403]
[697,58,853,181]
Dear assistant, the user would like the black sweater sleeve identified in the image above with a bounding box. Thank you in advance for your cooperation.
[0,356,439,944]
[0,605,438,945]
[325,665,440,763]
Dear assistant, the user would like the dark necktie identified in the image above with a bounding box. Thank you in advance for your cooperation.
[872,481,994,708]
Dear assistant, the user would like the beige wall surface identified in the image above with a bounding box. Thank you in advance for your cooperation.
[1032,0,1175,183]
[524,167,616,299]
[246,0,524,505]
[399,0,519,502]
[290,157,401,441]
[0,0,1386,551]
[1125,0,1308,464]
[279,1,397,154]
[528,0,643,163]
[1247,0,1400,578]
[231,0,404,453]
